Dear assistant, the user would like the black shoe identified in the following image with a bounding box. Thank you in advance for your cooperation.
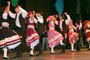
[51,52,55,54]
[88,48,90,50]
[29,54,34,57]
[3,57,9,59]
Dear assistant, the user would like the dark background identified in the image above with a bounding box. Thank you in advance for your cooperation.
[0,0,90,21]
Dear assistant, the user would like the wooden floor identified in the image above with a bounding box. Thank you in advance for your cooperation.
[0,49,90,60]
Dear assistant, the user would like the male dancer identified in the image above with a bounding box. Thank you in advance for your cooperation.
[8,2,27,58]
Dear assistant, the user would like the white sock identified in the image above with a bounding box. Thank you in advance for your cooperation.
[3,48,8,58]
[30,46,34,55]
[51,46,55,53]
[71,43,75,51]
[60,40,64,45]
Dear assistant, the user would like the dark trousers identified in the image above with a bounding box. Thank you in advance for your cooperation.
[75,31,82,51]
[14,27,25,56]
[15,44,22,56]
[60,32,66,52]
[75,40,80,51]
[37,34,43,54]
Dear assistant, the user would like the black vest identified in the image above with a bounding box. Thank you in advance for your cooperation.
[35,22,44,35]
[15,14,26,31]
[59,20,67,34]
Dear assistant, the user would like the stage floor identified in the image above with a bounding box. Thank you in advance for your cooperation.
[0,49,90,60]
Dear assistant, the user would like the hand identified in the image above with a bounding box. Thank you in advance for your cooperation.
[7,1,10,5]
[38,13,41,17]
[33,10,36,15]
[64,12,68,15]
[80,20,82,23]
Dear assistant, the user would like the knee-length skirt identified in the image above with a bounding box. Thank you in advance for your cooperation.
[0,27,21,49]
[26,28,40,47]
[68,32,78,44]
[48,30,63,48]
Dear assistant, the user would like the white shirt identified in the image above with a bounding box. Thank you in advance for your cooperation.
[36,16,44,23]
[9,7,27,28]
[65,14,71,25]
[16,12,22,27]
[2,11,8,20]
[59,20,64,31]
[79,23,82,30]
[2,12,9,27]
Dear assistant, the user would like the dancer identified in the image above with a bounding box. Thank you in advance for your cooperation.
[47,16,64,54]
[64,12,78,51]
[68,20,79,52]
[0,1,21,59]
[34,12,44,56]
[26,12,40,56]
[84,20,90,50]
[75,20,82,51]
[8,2,27,58]
[58,14,68,53]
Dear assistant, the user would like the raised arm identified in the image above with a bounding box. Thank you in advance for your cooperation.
[9,11,16,18]
[2,11,8,19]
[2,1,10,19]
[37,16,44,23]
[36,13,44,23]
[79,20,82,30]
[64,12,71,25]
[18,6,27,18]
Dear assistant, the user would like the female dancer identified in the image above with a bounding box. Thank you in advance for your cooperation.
[84,20,90,50]
[68,20,79,51]
[47,16,64,54]
[26,12,40,56]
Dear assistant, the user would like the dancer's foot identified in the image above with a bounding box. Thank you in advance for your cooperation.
[3,57,9,59]
[29,54,34,57]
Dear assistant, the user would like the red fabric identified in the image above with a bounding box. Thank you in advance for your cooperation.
[48,29,63,48]
[68,32,78,44]
[86,32,90,41]
[26,28,40,47]
[0,38,21,47]
[26,28,35,37]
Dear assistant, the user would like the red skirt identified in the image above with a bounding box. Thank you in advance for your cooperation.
[68,32,78,44]
[86,32,90,41]
[26,28,40,47]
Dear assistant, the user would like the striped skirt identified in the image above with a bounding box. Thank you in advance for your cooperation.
[48,30,63,48]
[0,27,21,49]
[26,28,40,47]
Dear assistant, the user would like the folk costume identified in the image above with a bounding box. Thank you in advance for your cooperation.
[26,12,40,56]
[47,16,64,53]
[0,11,21,59]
